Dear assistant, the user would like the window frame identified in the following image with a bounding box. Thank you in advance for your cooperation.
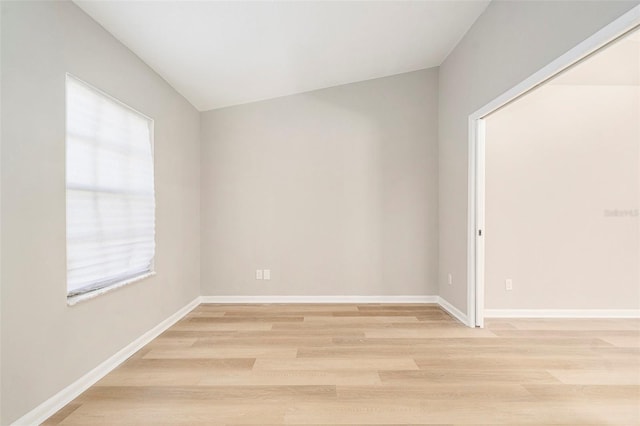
[65,73,156,305]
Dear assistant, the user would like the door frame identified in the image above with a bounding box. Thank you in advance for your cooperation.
[467,5,640,328]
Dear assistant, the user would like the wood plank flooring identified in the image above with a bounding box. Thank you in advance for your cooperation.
[44,304,640,425]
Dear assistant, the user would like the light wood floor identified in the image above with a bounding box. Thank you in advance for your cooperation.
[44,304,640,425]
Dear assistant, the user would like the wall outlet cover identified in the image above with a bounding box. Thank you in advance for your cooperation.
[505,279,513,291]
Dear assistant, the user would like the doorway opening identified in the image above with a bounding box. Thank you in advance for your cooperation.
[468,6,640,327]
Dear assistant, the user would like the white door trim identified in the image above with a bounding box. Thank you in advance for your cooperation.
[467,5,640,328]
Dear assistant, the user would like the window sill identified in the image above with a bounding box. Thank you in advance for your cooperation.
[67,271,156,306]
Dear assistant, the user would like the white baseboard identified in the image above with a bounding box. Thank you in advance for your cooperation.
[200,295,439,304]
[200,295,472,326]
[12,293,468,425]
[437,297,469,326]
[11,297,200,426]
[484,309,640,318]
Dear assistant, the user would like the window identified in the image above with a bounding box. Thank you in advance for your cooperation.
[66,74,155,302]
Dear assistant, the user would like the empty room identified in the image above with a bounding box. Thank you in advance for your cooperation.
[1,1,639,425]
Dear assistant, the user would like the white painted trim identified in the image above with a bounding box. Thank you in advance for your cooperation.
[200,295,471,325]
[475,118,486,329]
[11,297,200,426]
[437,297,469,326]
[467,5,640,328]
[200,295,439,304]
[485,309,640,319]
[469,6,640,122]
[466,114,477,328]
[10,294,475,425]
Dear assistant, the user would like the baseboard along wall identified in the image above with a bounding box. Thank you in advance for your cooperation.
[484,309,640,318]
[11,297,201,426]
[199,295,439,304]
[14,295,638,425]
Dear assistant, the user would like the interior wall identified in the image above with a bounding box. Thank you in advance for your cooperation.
[485,81,639,310]
[438,0,639,314]
[200,69,439,297]
[0,2,201,424]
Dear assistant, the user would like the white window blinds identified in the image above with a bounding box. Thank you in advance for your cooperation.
[66,75,155,298]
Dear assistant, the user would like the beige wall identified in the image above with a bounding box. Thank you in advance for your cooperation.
[200,69,439,297]
[3,0,639,422]
[0,2,201,424]
[485,81,639,309]
[438,0,639,314]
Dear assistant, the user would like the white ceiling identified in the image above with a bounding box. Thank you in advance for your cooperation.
[74,1,490,111]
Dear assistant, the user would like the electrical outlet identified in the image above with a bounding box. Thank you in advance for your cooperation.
[256,269,263,280]
[448,273,452,285]
[505,279,513,291]
[263,269,271,280]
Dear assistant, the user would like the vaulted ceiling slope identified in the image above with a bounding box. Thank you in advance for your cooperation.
[75,1,490,111]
